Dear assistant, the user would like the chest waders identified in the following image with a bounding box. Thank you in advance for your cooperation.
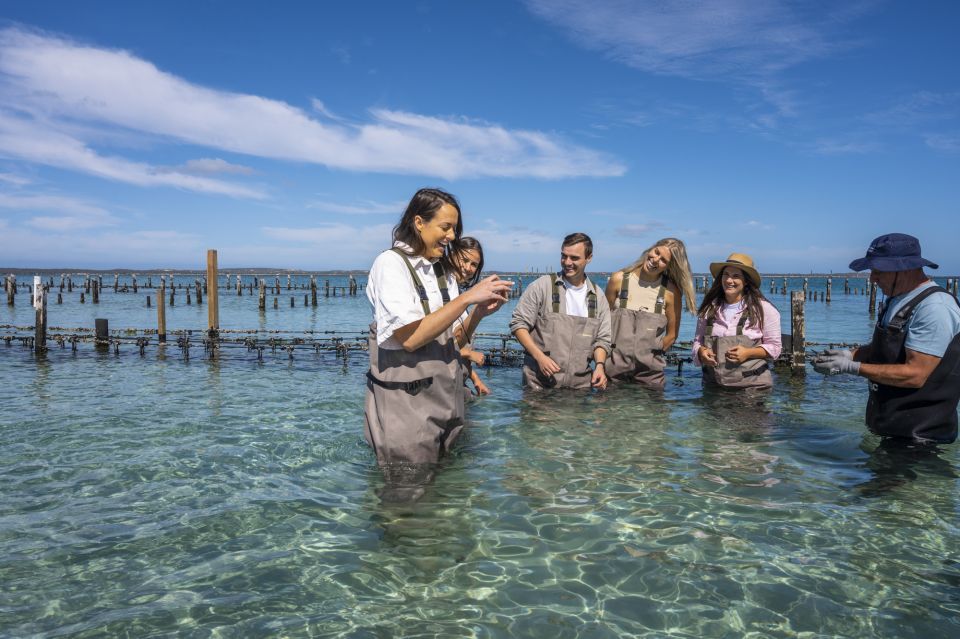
[522,273,602,390]
[607,272,669,388]
[364,249,465,464]
[865,286,960,443]
[701,313,773,389]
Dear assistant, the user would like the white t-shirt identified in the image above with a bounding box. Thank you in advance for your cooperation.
[564,280,590,318]
[721,300,745,325]
[367,242,460,348]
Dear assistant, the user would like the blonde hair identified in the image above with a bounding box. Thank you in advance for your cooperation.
[620,238,696,313]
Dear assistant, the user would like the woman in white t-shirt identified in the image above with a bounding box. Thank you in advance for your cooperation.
[364,189,512,468]
[692,253,782,389]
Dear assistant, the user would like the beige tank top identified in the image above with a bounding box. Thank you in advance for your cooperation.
[623,271,666,313]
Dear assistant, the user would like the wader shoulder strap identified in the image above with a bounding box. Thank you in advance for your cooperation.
[551,273,563,313]
[704,315,715,338]
[618,271,629,309]
[887,286,953,333]
[587,283,598,319]
[654,274,668,315]
[391,247,430,315]
[736,313,749,335]
[433,262,450,304]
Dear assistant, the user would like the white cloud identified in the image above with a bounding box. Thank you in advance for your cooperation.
[0,172,30,186]
[865,91,960,127]
[0,113,268,199]
[924,133,960,153]
[524,0,865,80]
[306,199,406,215]
[0,27,623,181]
[616,222,665,237]
[165,158,256,176]
[743,220,775,231]
[0,191,107,216]
[811,137,880,155]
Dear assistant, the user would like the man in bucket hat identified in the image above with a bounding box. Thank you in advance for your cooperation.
[814,233,960,443]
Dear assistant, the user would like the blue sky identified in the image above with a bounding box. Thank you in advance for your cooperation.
[0,1,958,273]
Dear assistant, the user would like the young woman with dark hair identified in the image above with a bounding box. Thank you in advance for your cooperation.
[365,189,512,469]
[451,237,491,396]
[692,253,782,390]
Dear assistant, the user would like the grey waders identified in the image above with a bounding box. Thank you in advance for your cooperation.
[701,314,773,390]
[606,272,669,389]
[364,249,465,464]
[522,274,603,390]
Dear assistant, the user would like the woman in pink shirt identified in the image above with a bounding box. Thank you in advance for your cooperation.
[692,253,782,389]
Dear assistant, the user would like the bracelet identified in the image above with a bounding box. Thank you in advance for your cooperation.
[595,361,605,368]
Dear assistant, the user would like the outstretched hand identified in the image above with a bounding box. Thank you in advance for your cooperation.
[813,351,861,376]
[468,275,513,315]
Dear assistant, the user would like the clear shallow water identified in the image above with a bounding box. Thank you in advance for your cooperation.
[2,275,959,637]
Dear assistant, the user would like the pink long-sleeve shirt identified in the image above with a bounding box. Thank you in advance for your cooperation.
[691,299,782,366]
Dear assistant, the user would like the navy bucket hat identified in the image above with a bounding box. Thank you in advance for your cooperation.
[849,233,939,272]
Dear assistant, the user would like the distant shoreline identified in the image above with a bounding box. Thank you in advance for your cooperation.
[1,266,877,278]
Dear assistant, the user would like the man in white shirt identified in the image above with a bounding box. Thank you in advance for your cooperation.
[510,233,611,390]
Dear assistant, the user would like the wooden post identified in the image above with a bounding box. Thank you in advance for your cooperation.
[844,278,849,294]
[34,276,47,354]
[169,285,175,306]
[92,278,100,304]
[287,274,292,290]
[157,283,167,343]
[132,274,138,293]
[237,275,242,296]
[207,250,219,338]
[311,275,317,306]
[325,279,330,297]
[273,296,278,309]
[186,288,192,305]
[304,294,308,306]
[826,277,832,303]
[95,318,109,342]
[57,293,62,304]
[5,274,13,306]
[869,281,877,316]
[146,295,151,307]
[290,296,295,307]
[195,279,202,305]
[781,276,787,295]
[114,273,119,292]
[791,291,805,373]
[275,275,281,295]
[259,278,266,310]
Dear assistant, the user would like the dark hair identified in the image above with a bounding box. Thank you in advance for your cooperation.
[453,236,484,288]
[392,188,463,270]
[562,232,593,257]
[696,266,770,330]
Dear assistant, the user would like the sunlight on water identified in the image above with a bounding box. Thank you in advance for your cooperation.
[1,274,958,637]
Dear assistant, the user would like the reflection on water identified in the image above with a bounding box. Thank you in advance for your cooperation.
[2,281,959,637]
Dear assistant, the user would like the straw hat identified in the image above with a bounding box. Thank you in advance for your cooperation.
[709,253,761,287]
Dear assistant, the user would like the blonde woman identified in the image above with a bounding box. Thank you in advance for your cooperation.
[604,238,696,388]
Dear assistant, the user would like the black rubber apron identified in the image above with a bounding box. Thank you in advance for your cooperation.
[522,273,602,390]
[364,250,465,464]
[865,286,960,443]
[606,272,669,388]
